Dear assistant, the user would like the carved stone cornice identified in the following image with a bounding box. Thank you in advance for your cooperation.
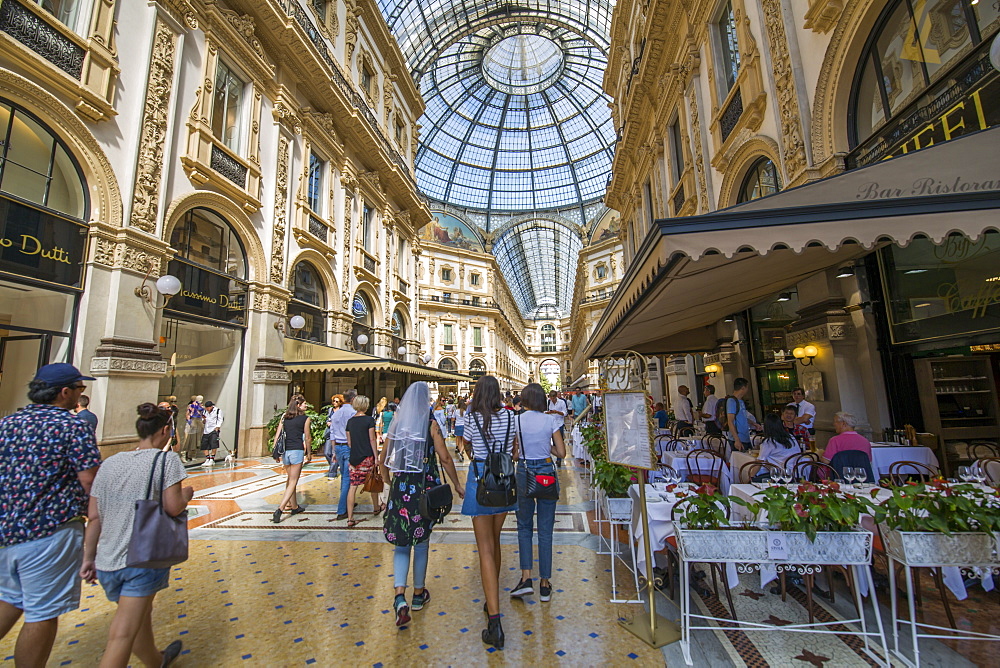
[804,0,845,33]
[89,223,171,275]
[90,337,166,378]
[787,322,853,347]
[220,9,266,61]
[272,89,301,134]
[360,170,381,188]
[249,282,291,316]
[252,356,290,384]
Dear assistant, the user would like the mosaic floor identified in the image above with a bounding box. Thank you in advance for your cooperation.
[0,455,994,666]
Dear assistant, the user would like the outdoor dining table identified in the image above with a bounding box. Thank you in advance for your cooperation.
[866,443,939,475]
[728,482,994,600]
[659,448,734,494]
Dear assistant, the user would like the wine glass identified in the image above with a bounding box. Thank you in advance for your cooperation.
[781,464,794,486]
[971,462,987,486]
[957,466,972,483]
[855,467,868,490]
[843,467,856,488]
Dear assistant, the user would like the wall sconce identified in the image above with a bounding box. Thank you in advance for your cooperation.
[274,314,306,337]
[134,262,181,309]
[422,352,432,364]
[356,333,369,347]
[704,363,720,377]
[397,345,407,360]
[792,345,818,366]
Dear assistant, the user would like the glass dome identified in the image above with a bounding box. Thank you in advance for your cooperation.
[377,2,616,216]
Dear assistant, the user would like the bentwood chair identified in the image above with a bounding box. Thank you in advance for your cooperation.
[653,434,677,459]
[676,425,696,438]
[738,461,781,484]
[703,433,727,457]
[977,457,1000,484]
[662,498,738,619]
[685,449,725,487]
[969,442,999,460]
[785,452,822,480]
[751,433,766,450]
[888,460,940,486]
[795,461,841,483]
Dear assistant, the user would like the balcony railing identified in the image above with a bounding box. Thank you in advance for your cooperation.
[0,0,84,78]
[308,215,328,242]
[363,254,376,274]
[277,0,412,182]
[397,279,408,295]
[421,293,498,309]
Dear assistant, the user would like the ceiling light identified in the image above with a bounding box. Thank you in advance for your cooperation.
[915,302,931,308]
[836,265,854,278]
[723,315,734,322]
[777,292,791,302]
[904,269,927,274]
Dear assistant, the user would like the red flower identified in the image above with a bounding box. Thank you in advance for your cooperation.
[695,484,718,496]
[665,484,677,492]
[827,482,841,493]
[676,491,688,498]
[794,503,809,518]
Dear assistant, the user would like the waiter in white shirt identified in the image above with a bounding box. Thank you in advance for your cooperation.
[789,387,817,435]
[674,385,694,430]
[700,384,721,435]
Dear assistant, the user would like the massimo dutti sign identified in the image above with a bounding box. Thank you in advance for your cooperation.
[0,195,87,289]
[164,258,248,327]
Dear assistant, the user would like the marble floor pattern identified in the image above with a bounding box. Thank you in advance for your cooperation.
[1,456,995,666]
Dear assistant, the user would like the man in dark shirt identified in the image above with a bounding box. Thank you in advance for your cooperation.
[75,394,98,432]
[0,363,101,667]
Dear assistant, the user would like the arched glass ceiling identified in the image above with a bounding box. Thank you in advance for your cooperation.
[376,1,616,217]
[493,219,583,319]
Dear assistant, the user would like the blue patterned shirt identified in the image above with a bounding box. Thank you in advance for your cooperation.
[0,404,101,547]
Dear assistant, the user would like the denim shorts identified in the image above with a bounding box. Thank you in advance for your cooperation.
[0,521,84,622]
[282,449,305,466]
[461,462,517,516]
[97,566,170,602]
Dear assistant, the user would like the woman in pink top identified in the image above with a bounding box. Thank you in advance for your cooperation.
[823,412,873,460]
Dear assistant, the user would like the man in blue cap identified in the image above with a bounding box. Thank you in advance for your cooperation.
[0,363,102,666]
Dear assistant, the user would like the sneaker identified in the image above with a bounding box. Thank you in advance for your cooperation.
[200,459,213,467]
[394,595,410,627]
[325,477,337,483]
[411,588,430,611]
[290,506,306,515]
[509,578,533,598]
[539,583,552,602]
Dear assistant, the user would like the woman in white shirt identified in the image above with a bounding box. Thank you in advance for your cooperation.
[454,397,467,462]
[462,376,517,650]
[756,413,800,474]
[509,383,565,604]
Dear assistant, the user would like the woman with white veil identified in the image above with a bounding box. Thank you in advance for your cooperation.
[378,382,464,627]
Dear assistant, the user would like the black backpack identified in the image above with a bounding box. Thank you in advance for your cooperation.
[471,411,516,507]
[715,395,737,432]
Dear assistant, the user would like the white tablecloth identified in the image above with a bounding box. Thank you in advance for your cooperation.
[571,426,588,462]
[660,450,733,494]
[869,445,939,475]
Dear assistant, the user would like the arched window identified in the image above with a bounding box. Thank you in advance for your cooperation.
[469,359,486,380]
[391,309,406,357]
[351,292,373,353]
[541,324,556,352]
[850,0,997,146]
[289,262,326,343]
[438,358,457,372]
[169,208,247,279]
[737,158,782,203]
[0,100,86,219]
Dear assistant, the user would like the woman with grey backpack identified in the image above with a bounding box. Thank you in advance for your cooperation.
[79,403,193,667]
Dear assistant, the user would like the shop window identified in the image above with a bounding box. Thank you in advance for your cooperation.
[0,101,86,219]
[289,261,326,343]
[169,208,247,279]
[717,1,740,94]
[850,0,992,147]
[470,272,480,286]
[212,60,246,154]
[439,357,457,372]
[307,152,325,215]
[737,157,781,203]
[32,0,87,34]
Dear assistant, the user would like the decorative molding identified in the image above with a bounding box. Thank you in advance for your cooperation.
[272,100,301,134]
[90,357,168,377]
[761,0,807,179]
[270,135,290,284]
[687,89,709,212]
[89,228,170,275]
[344,0,360,64]
[252,356,290,384]
[804,0,844,33]
[129,17,177,233]
[220,9,266,60]
[787,322,854,346]
[360,170,381,189]
[0,0,84,78]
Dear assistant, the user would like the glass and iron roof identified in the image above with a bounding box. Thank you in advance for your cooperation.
[493,218,583,319]
[377,1,615,318]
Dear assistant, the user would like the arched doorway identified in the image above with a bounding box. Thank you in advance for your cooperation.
[737,157,781,203]
[469,359,486,381]
[0,98,90,415]
[351,291,374,354]
[391,309,407,358]
[289,261,326,343]
[161,207,250,460]
[438,358,458,372]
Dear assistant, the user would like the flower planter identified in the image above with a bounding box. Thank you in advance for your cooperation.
[603,494,633,522]
[675,527,873,566]
[880,527,998,568]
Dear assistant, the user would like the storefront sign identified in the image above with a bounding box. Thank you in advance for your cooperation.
[165,259,247,327]
[0,195,87,289]
[851,49,1000,168]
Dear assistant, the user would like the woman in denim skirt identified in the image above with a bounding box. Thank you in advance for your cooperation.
[508,383,565,603]
[462,375,517,649]
[80,403,193,667]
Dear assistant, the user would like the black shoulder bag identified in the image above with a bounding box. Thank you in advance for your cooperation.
[517,415,560,501]
[472,411,516,507]
[419,421,453,523]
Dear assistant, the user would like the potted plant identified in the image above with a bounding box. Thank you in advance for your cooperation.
[593,459,634,521]
[675,482,875,565]
[877,479,1000,567]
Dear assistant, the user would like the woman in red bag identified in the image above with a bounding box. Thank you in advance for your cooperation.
[508,383,565,604]
[80,403,193,668]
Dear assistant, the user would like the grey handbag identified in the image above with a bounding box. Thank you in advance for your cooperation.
[126,451,189,569]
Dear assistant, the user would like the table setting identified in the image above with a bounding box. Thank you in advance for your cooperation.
[865,442,940,475]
